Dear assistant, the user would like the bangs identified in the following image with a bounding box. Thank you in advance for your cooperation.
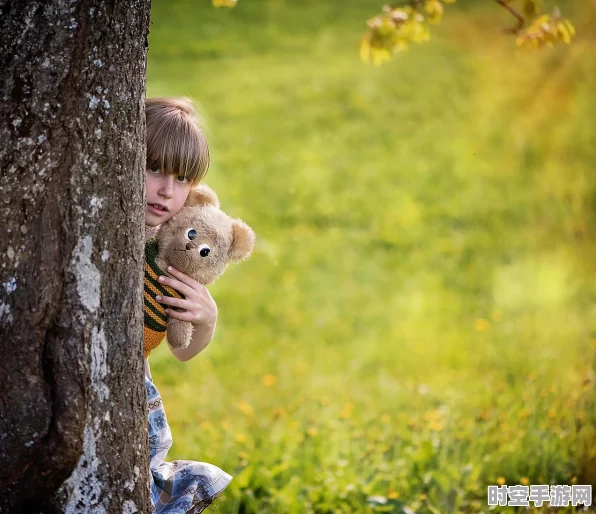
[146,102,210,183]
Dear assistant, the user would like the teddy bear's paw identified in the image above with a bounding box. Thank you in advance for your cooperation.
[166,319,194,350]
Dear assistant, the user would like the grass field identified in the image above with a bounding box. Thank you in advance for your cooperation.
[146,1,596,512]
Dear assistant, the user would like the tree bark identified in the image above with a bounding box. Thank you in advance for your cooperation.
[0,1,151,512]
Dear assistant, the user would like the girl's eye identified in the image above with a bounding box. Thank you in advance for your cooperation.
[185,228,197,240]
[198,244,211,257]
[148,168,162,174]
[176,175,189,183]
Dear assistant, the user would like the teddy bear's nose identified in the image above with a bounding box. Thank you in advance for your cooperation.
[186,242,193,250]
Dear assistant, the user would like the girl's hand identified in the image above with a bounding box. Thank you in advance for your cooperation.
[156,266,218,328]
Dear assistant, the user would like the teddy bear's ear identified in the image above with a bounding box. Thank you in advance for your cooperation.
[228,219,256,262]
[185,184,220,208]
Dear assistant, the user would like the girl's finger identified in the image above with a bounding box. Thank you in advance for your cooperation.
[157,295,192,310]
[166,309,196,322]
[165,266,200,289]
[157,274,196,298]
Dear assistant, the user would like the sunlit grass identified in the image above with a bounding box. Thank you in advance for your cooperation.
[147,0,596,511]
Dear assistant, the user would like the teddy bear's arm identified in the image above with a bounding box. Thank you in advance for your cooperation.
[166,317,194,351]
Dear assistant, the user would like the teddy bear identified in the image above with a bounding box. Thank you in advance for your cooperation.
[144,184,255,358]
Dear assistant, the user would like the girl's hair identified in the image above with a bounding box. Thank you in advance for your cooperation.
[145,97,210,183]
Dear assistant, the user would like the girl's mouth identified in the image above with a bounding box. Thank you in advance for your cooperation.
[148,203,169,215]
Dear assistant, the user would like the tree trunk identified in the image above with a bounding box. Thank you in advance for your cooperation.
[0,1,151,512]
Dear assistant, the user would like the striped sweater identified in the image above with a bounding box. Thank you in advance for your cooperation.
[144,237,184,358]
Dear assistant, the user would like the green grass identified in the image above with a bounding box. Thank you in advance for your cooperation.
[146,1,596,512]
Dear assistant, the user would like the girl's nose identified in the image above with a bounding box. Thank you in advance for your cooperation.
[158,175,175,197]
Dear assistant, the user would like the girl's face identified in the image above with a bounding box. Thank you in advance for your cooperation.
[145,168,193,227]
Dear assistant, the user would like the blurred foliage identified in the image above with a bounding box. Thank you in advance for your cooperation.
[360,0,575,64]
[515,8,576,49]
[360,0,454,64]
[212,0,577,64]
[149,0,595,511]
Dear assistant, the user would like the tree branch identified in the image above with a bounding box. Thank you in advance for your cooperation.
[387,0,424,10]
[493,0,526,34]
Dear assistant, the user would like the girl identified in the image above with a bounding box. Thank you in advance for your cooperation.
[144,97,232,513]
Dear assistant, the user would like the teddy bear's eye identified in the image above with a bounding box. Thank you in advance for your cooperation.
[198,244,211,257]
[185,228,197,241]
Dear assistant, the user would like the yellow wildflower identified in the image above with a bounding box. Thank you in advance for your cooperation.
[428,419,444,431]
[518,408,531,419]
[212,0,237,6]
[474,318,490,332]
[263,374,278,387]
[236,401,254,417]
[340,402,354,419]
